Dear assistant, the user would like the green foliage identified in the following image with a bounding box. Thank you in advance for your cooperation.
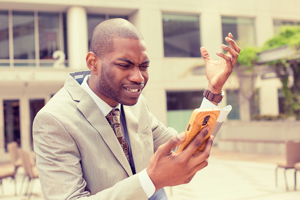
[252,114,287,121]
[262,25,300,119]
[236,47,258,71]
[263,25,300,50]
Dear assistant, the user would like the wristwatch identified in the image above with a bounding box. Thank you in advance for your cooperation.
[203,89,223,103]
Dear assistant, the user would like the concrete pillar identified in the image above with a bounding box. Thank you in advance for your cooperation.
[239,90,251,121]
[259,79,280,115]
[255,15,274,47]
[67,6,88,69]
[200,10,222,60]
[20,96,31,151]
[129,8,163,60]
[255,0,274,47]
[129,8,168,124]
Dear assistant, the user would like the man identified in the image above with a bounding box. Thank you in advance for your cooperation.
[33,18,240,200]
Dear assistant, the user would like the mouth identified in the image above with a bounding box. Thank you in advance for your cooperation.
[124,87,141,93]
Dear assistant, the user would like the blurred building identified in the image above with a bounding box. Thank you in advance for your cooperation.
[1,0,300,161]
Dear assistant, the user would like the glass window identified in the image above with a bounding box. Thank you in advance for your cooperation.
[0,10,9,60]
[274,19,300,35]
[87,14,128,50]
[87,14,106,48]
[4,100,21,151]
[62,13,68,60]
[12,11,35,60]
[250,89,259,117]
[167,91,203,132]
[162,13,201,57]
[0,10,67,67]
[29,99,45,149]
[38,12,60,60]
[222,17,256,48]
[226,90,240,120]
[108,15,128,20]
[278,89,286,114]
[167,91,203,110]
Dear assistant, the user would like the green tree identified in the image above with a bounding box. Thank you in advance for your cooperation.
[262,26,300,119]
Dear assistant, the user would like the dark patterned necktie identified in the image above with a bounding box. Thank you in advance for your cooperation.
[106,108,130,163]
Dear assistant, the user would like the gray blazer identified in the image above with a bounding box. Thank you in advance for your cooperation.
[33,72,177,200]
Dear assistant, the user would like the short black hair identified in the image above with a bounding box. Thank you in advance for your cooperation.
[89,18,144,58]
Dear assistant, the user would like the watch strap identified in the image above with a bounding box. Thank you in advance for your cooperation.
[203,89,223,103]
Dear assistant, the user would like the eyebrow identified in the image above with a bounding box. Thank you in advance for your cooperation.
[117,58,150,66]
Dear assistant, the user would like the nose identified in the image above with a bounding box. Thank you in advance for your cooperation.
[129,66,144,84]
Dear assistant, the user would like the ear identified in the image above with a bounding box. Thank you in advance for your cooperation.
[86,52,100,75]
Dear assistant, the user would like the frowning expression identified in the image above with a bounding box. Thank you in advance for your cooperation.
[94,37,149,106]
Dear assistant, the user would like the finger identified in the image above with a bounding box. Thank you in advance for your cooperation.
[216,52,233,74]
[221,44,239,67]
[156,132,186,156]
[200,47,210,63]
[180,126,211,158]
[187,157,210,179]
[200,135,214,159]
[184,136,214,181]
[190,159,209,176]
[228,32,234,40]
[225,36,241,54]
[190,136,214,166]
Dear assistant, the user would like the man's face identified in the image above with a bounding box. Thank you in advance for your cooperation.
[95,37,149,107]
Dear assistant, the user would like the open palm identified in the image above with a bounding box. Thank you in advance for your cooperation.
[201,33,241,94]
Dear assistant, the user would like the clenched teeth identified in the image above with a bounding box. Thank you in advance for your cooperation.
[125,88,140,93]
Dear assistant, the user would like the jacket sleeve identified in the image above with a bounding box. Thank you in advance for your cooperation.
[33,111,148,200]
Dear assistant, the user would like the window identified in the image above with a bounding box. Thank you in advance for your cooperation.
[167,91,203,132]
[12,11,35,63]
[4,100,20,151]
[0,10,9,64]
[87,14,128,48]
[29,99,45,149]
[38,13,61,66]
[222,17,256,48]
[162,13,201,57]
[250,89,260,117]
[226,90,240,120]
[278,89,286,114]
[87,14,106,48]
[0,10,67,67]
[274,19,300,35]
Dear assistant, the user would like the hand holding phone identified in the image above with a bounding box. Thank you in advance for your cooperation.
[176,108,220,155]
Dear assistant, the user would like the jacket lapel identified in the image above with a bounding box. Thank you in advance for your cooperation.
[64,74,133,176]
[123,105,152,173]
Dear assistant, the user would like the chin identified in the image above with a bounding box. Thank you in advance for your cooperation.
[121,98,139,106]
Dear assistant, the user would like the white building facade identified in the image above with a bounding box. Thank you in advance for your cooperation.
[1,0,300,161]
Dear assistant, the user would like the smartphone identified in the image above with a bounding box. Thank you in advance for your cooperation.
[176,108,220,155]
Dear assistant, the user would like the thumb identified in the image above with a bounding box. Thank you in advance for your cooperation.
[200,47,210,62]
[159,132,186,154]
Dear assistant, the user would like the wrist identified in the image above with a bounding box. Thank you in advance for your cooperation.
[203,89,224,104]
[146,167,161,192]
[139,169,156,198]
[207,85,222,94]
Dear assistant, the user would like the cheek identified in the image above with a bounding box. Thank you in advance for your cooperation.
[101,65,115,81]
[142,71,149,83]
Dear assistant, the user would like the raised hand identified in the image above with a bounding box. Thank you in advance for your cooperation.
[200,33,241,94]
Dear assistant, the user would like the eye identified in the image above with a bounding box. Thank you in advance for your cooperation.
[140,65,149,70]
[117,64,130,68]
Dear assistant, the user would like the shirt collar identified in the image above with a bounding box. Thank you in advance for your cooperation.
[81,75,120,116]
